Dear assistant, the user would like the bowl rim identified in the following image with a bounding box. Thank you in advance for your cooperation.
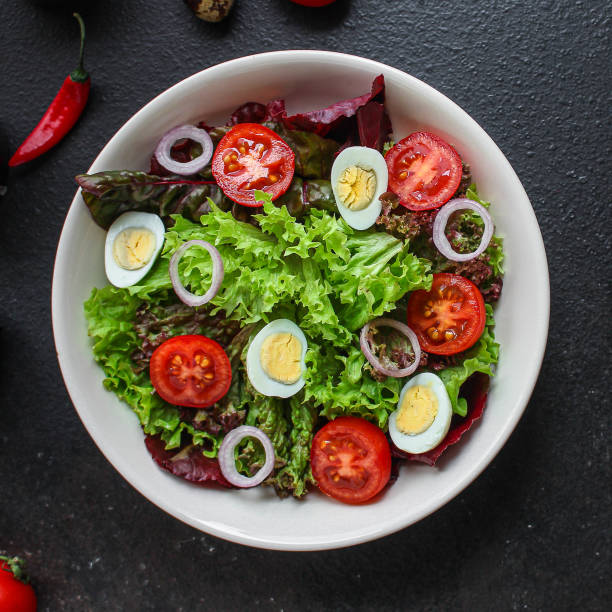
[52,50,550,551]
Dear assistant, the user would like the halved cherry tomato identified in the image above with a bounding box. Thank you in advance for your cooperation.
[150,335,231,408]
[406,273,486,355]
[212,123,295,207]
[311,416,391,504]
[385,131,462,210]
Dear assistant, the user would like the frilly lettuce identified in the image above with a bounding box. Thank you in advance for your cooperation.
[84,189,499,498]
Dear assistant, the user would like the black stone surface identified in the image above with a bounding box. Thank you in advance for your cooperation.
[1,0,610,610]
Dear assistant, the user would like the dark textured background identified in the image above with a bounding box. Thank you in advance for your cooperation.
[1,0,610,610]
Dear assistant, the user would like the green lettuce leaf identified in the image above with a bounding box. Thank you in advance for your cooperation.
[264,121,340,179]
[83,286,222,453]
[272,395,317,498]
[84,187,498,498]
[438,304,500,416]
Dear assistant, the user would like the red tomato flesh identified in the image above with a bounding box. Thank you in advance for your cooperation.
[406,273,486,355]
[385,131,462,210]
[212,123,295,207]
[311,416,391,504]
[149,335,231,408]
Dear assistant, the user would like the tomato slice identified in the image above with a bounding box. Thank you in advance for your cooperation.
[212,123,295,207]
[385,131,462,210]
[311,416,391,504]
[149,335,231,408]
[406,273,486,355]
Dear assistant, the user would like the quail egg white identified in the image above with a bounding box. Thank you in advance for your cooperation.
[104,211,165,288]
[331,146,388,230]
[246,319,308,398]
[389,372,453,454]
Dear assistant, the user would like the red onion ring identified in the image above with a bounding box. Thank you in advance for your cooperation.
[154,125,213,176]
[169,240,223,307]
[218,426,275,488]
[433,198,494,262]
[360,318,421,378]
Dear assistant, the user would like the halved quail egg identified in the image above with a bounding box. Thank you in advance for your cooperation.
[246,319,308,398]
[104,211,165,288]
[389,372,453,454]
[331,146,388,230]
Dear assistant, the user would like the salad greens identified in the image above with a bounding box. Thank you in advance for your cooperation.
[81,76,503,499]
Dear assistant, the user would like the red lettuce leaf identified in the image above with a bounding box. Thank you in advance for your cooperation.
[229,101,268,125]
[265,99,287,122]
[391,373,490,466]
[357,100,393,151]
[227,99,287,125]
[144,435,232,488]
[282,74,388,145]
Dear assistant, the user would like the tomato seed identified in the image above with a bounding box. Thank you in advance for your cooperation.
[427,327,440,340]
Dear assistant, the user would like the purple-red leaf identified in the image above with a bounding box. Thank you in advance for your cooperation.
[228,101,268,125]
[279,74,391,151]
[283,74,386,139]
[144,435,233,488]
[357,100,393,151]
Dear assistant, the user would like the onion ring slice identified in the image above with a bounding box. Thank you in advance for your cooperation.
[433,198,494,262]
[169,239,224,307]
[218,426,276,488]
[154,125,213,176]
[360,318,421,378]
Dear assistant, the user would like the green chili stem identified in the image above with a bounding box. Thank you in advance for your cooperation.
[70,13,89,82]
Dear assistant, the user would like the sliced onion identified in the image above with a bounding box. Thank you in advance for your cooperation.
[433,198,494,262]
[218,426,275,488]
[360,318,421,378]
[169,240,223,307]
[154,125,213,176]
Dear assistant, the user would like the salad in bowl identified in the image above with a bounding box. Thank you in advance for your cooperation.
[52,51,548,549]
[77,74,503,504]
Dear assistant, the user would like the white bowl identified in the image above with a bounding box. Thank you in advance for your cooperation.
[52,51,549,551]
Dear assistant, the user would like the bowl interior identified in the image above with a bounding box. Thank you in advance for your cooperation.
[52,51,549,551]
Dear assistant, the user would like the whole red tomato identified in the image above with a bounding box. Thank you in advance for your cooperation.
[0,557,37,612]
[290,1,337,6]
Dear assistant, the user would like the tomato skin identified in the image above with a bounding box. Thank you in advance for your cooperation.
[311,416,391,504]
[212,123,295,207]
[0,561,37,612]
[149,335,231,408]
[385,131,462,211]
[290,0,336,5]
[407,273,486,355]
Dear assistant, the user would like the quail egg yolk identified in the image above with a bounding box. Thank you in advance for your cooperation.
[396,385,438,435]
[112,227,156,270]
[336,165,377,210]
[260,332,302,384]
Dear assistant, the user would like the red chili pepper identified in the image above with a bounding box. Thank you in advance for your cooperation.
[9,13,90,167]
